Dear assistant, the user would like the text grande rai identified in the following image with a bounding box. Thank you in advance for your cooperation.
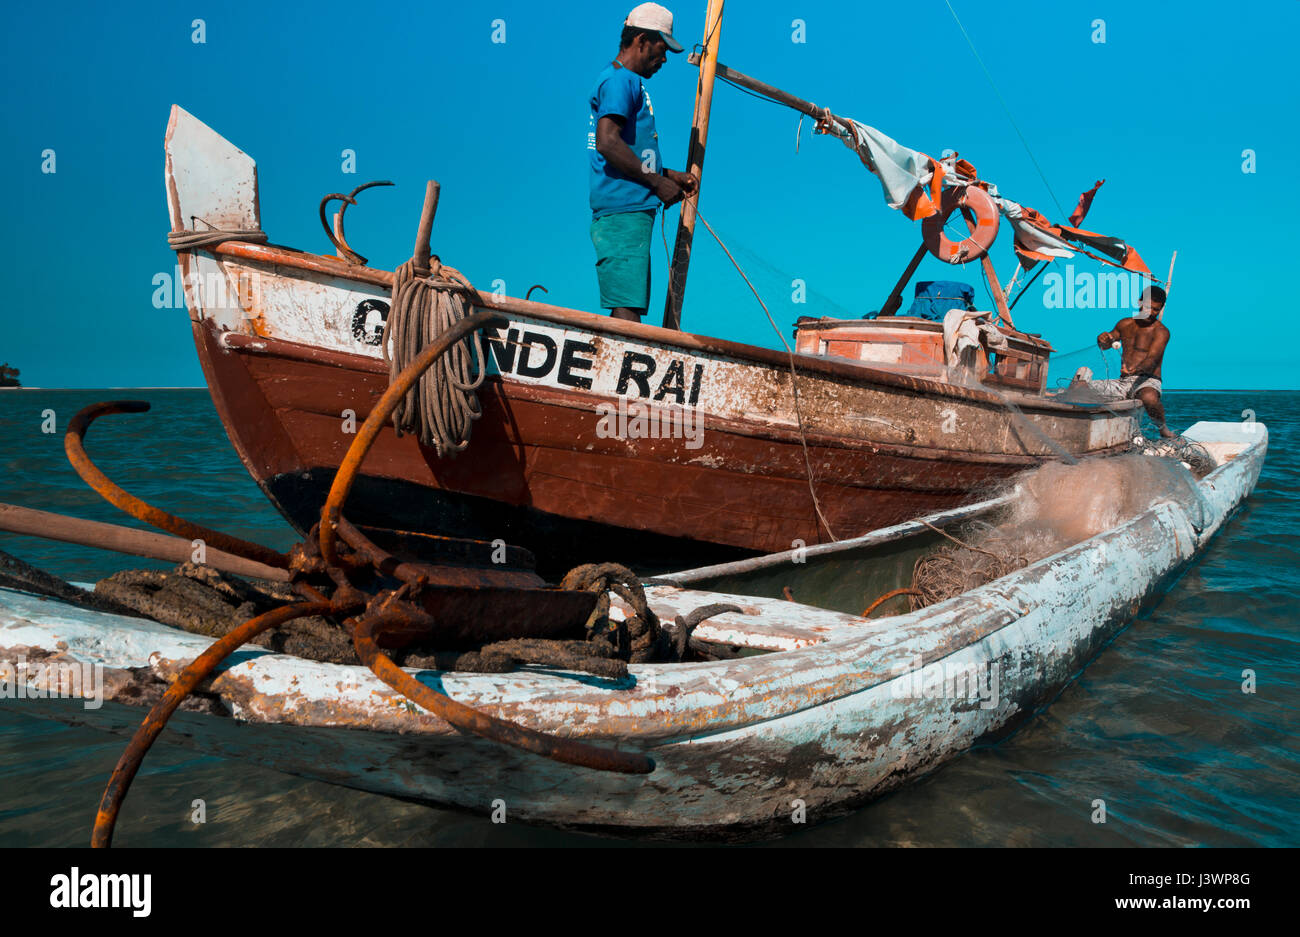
[0,655,103,709]
[50,868,151,917]
[482,325,706,406]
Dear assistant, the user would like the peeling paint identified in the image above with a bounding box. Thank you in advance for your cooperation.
[0,422,1266,839]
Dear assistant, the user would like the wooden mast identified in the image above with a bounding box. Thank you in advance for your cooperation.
[662,0,724,331]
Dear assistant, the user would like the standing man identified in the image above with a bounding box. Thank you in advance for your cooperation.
[588,3,698,322]
[1073,285,1173,437]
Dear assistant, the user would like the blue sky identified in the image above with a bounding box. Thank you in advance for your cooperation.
[3,0,1296,389]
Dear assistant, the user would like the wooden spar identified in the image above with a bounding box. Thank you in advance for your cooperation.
[980,252,1014,329]
[412,180,440,276]
[1154,249,1176,322]
[878,245,929,317]
[1009,261,1047,311]
[962,210,1015,328]
[662,0,724,331]
[686,53,842,125]
[0,502,290,582]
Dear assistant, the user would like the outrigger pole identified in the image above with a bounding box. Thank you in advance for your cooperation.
[663,0,725,330]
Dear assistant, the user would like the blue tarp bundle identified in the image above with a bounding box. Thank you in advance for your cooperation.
[905,281,975,321]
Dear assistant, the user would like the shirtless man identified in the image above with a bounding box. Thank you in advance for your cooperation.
[1081,285,1173,437]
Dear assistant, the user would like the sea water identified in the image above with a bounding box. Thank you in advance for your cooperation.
[0,389,1295,846]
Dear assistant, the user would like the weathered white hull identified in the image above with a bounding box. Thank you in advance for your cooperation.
[0,423,1266,839]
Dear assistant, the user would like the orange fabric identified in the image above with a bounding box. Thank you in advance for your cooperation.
[1020,204,1062,236]
[1121,246,1152,276]
[1056,225,1152,276]
[927,158,945,212]
[1014,245,1056,269]
[899,156,944,221]
[901,187,938,220]
[1069,179,1105,228]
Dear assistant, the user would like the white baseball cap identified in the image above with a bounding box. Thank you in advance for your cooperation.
[625,3,684,52]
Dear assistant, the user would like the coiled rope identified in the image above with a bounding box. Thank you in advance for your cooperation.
[166,228,268,250]
[382,257,487,458]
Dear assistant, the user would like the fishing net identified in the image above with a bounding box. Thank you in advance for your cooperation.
[909,520,1029,610]
[907,452,1210,610]
[1130,433,1216,479]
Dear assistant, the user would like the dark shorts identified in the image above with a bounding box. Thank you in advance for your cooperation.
[590,209,655,310]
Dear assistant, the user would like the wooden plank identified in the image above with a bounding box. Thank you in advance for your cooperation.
[0,502,288,581]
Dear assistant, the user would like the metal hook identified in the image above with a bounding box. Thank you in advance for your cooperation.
[319,180,394,265]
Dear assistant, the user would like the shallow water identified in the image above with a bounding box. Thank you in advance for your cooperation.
[0,388,1295,846]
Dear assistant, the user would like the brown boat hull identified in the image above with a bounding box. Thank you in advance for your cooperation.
[163,106,1140,575]
[192,316,1117,574]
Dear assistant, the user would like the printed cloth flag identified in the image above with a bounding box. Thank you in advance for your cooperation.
[996,198,1076,268]
[840,120,943,220]
[830,119,1155,279]
[1057,225,1152,275]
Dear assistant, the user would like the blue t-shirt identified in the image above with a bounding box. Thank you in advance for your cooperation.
[588,61,662,218]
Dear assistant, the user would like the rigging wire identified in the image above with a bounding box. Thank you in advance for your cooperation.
[679,195,840,541]
[1008,260,1054,310]
[941,0,1068,220]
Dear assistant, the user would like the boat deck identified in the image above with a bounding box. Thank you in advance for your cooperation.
[630,585,882,654]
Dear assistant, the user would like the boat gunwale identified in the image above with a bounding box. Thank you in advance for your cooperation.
[202,241,1140,419]
[213,326,1131,468]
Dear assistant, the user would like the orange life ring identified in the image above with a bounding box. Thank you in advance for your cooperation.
[922,185,1000,265]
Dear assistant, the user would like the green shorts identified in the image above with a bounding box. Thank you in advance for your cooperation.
[590,209,655,310]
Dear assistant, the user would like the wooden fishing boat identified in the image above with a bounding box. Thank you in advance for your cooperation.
[165,102,1139,573]
[0,421,1266,840]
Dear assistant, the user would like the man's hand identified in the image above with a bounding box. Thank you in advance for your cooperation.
[663,169,698,196]
[653,173,685,207]
[1096,331,1113,350]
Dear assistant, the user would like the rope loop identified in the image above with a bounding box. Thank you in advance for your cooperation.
[381,258,488,458]
[560,562,662,663]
